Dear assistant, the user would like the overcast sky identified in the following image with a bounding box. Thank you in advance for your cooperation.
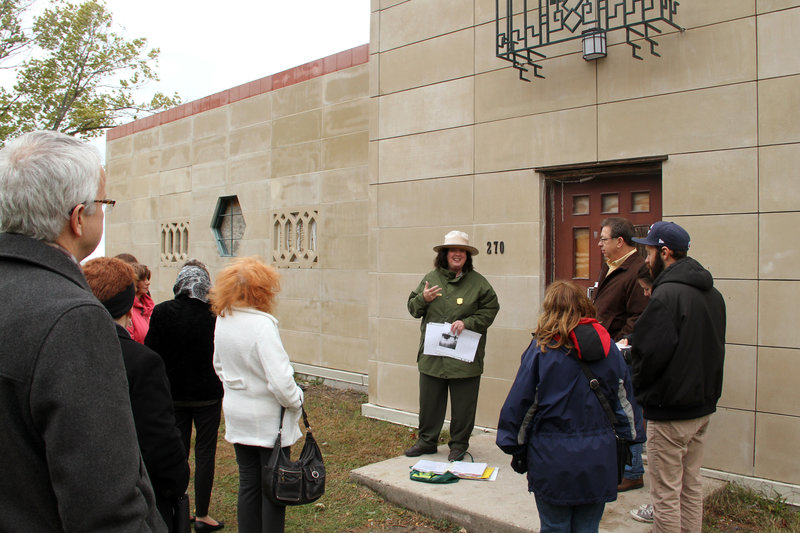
[106,0,370,104]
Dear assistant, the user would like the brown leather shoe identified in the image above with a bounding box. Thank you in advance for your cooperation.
[447,448,466,462]
[404,443,437,457]
[617,477,644,492]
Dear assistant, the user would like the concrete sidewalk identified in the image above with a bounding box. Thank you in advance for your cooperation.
[350,432,724,532]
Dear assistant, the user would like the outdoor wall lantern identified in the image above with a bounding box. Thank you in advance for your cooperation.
[582,28,606,60]
[496,0,682,81]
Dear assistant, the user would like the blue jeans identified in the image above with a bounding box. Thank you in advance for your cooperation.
[625,442,645,480]
[624,399,645,480]
[534,495,605,533]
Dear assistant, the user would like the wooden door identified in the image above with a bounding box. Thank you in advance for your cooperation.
[546,173,661,289]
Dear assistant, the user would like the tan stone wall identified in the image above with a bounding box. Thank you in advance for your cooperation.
[106,62,370,376]
[370,0,800,487]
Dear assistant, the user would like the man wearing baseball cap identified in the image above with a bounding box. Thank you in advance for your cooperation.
[629,221,726,531]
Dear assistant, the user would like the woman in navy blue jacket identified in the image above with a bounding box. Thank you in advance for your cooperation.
[497,280,644,532]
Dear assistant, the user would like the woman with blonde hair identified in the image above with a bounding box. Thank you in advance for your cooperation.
[497,281,644,533]
[209,256,304,533]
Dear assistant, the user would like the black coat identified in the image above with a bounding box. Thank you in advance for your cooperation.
[118,325,190,510]
[145,295,222,402]
[631,257,726,421]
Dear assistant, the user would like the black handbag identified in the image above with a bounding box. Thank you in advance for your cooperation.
[262,406,326,506]
[578,361,633,485]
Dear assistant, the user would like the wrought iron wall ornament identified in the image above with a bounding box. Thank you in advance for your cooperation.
[496,0,682,81]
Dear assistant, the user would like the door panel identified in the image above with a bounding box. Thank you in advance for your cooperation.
[546,174,661,289]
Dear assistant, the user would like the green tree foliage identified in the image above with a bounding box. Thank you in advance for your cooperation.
[0,0,180,142]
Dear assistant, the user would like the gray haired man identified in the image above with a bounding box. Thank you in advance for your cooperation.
[0,131,166,531]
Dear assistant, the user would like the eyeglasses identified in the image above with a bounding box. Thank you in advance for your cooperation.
[94,199,116,214]
[599,237,614,242]
[69,199,116,216]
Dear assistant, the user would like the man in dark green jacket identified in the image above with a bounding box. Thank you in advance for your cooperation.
[405,231,499,462]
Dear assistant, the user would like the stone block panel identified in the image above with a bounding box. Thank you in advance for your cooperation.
[193,107,229,140]
[755,412,800,483]
[322,131,369,170]
[322,269,369,304]
[270,172,321,209]
[599,83,757,159]
[379,28,474,94]
[272,110,322,147]
[229,152,271,185]
[376,317,420,366]
[192,136,228,166]
[320,233,369,270]
[320,334,369,374]
[192,162,227,190]
[271,77,323,119]
[229,123,272,157]
[107,137,133,161]
[758,7,800,78]
[378,273,421,320]
[379,77,474,138]
[379,0,473,52]
[475,107,597,174]
[474,170,541,224]
[230,93,271,130]
[482,326,537,382]
[371,361,419,414]
[280,268,322,301]
[281,329,321,367]
[322,301,368,339]
[759,143,800,212]
[703,408,755,476]
[757,347,800,417]
[276,298,321,334]
[160,118,192,147]
[378,127,473,183]
[759,74,800,145]
[718,344,757,411]
[322,200,368,237]
[485,275,541,330]
[759,281,800,349]
[377,226,456,274]
[271,142,321,178]
[320,166,369,204]
[714,280,757,346]
[324,63,369,105]
[760,212,800,280]
[662,149,758,216]
[159,168,191,196]
[323,99,369,138]
[376,175,474,228]
[669,214,757,280]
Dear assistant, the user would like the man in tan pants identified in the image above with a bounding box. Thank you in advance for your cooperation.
[630,222,726,532]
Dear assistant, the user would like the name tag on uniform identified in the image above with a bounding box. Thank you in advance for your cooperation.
[456,298,463,305]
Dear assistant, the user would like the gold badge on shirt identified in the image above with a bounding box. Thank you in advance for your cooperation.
[457,298,463,305]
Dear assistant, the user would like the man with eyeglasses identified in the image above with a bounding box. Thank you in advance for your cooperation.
[0,131,165,532]
[591,216,649,493]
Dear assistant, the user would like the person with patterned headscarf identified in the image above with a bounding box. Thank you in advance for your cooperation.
[145,260,225,532]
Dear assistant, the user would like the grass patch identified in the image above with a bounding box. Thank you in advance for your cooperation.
[197,383,457,532]
[703,482,800,533]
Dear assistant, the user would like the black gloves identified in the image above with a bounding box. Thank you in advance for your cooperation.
[511,452,528,474]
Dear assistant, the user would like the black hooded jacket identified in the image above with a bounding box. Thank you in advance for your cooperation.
[631,257,726,421]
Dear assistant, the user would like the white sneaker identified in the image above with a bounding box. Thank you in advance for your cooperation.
[630,503,654,523]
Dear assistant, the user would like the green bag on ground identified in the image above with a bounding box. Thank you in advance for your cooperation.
[409,470,460,484]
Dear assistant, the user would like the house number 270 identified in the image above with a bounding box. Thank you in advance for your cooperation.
[486,241,505,254]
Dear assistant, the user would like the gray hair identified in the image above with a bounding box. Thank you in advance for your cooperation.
[0,130,102,242]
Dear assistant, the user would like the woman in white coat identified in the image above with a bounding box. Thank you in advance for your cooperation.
[209,257,304,533]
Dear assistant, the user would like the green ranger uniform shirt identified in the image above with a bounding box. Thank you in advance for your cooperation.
[407,267,500,378]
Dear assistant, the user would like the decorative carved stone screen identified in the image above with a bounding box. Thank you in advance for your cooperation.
[160,220,189,264]
[272,208,319,268]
